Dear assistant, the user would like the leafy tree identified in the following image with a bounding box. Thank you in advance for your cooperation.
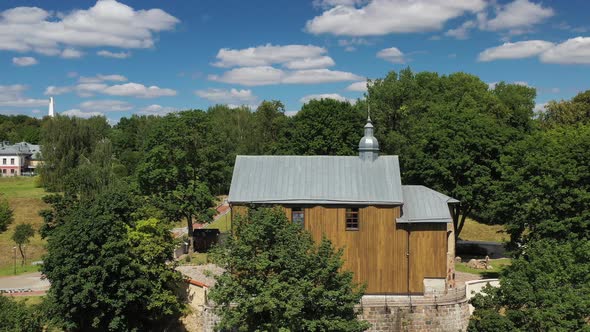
[0,194,14,232]
[42,185,184,331]
[488,124,590,244]
[539,89,590,128]
[253,100,289,154]
[277,98,364,155]
[209,208,369,332]
[40,115,110,191]
[401,106,516,239]
[469,239,590,331]
[12,223,34,266]
[0,296,45,332]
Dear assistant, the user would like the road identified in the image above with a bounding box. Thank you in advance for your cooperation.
[0,272,49,296]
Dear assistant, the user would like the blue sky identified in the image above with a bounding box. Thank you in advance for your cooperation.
[1,0,589,122]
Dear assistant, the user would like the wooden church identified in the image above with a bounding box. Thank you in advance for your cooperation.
[228,117,458,295]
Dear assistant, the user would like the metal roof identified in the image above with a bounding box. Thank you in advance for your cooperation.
[228,155,403,205]
[397,185,459,224]
[0,142,39,156]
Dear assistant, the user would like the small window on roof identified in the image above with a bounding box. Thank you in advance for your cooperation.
[346,208,359,231]
[292,208,304,228]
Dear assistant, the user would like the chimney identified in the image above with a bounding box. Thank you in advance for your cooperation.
[48,97,55,118]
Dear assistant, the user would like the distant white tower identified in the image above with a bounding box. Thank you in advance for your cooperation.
[48,97,55,117]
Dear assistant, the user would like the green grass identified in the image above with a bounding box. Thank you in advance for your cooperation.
[459,217,509,242]
[0,263,41,277]
[0,177,48,272]
[455,258,511,278]
[178,252,209,266]
[11,295,45,306]
[206,212,231,233]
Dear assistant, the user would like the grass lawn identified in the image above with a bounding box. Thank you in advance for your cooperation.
[11,295,45,306]
[0,263,41,277]
[455,257,511,278]
[206,212,231,233]
[0,177,48,272]
[178,252,209,266]
[459,217,509,242]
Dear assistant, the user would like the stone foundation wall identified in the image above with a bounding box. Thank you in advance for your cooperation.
[359,300,470,332]
[201,297,470,332]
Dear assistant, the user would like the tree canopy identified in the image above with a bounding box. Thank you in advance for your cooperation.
[209,208,369,332]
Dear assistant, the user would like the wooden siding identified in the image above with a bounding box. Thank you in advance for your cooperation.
[232,205,448,294]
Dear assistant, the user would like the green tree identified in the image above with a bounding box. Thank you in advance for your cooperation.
[539,89,590,128]
[277,98,364,155]
[0,296,44,332]
[12,223,34,266]
[209,208,369,332]
[469,239,590,331]
[40,115,110,191]
[42,185,184,331]
[0,194,14,232]
[488,124,590,244]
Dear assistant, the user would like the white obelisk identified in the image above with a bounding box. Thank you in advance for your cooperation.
[48,97,55,117]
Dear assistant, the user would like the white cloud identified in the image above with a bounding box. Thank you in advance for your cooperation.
[137,104,177,115]
[195,88,258,104]
[0,1,179,56]
[78,74,128,84]
[45,75,175,98]
[102,83,177,98]
[540,37,590,64]
[79,100,133,112]
[376,47,405,63]
[45,86,74,96]
[346,81,368,92]
[533,102,547,113]
[479,37,590,64]
[12,56,38,66]
[284,56,335,70]
[480,0,554,31]
[305,0,486,36]
[62,109,104,118]
[61,48,84,59]
[283,69,362,84]
[209,66,284,86]
[0,85,47,107]
[300,93,352,103]
[97,50,131,59]
[209,67,362,86]
[478,40,554,61]
[337,37,373,51]
[445,20,475,40]
[213,44,330,68]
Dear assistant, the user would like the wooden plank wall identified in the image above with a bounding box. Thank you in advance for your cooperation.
[232,205,447,294]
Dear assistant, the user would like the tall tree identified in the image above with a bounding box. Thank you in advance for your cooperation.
[539,89,590,128]
[40,115,110,191]
[42,185,184,331]
[277,98,364,155]
[12,223,34,266]
[210,208,369,331]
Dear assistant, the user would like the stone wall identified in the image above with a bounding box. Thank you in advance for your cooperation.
[200,294,470,332]
[359,299,470,332]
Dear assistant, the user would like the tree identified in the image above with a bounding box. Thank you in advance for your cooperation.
[0,194,14,233]
[469,239,590,331]
[539,89,590,128]
[0,296,44,332]
[487,124,590,245]
[401,106,516,240]
[209,208,369,331]
[12,223,34,266]
[277,98,364,155]
[42,185,184,331]
[40,115,110,191]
